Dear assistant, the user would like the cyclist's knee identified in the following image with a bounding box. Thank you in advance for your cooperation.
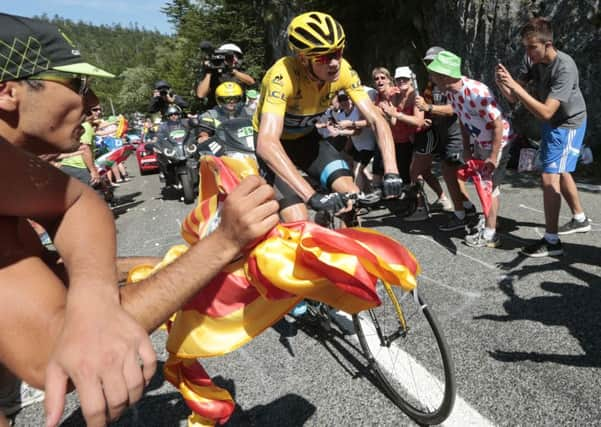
[331,175,359,194]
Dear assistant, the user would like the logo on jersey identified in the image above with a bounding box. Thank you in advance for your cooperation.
[284,112,322,129]
[267,90,287,104]
[272,73,284,86]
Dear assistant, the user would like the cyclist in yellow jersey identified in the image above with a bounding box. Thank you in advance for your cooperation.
[253,11,403,221]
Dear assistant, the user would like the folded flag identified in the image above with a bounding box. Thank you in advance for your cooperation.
[129,154,420,426]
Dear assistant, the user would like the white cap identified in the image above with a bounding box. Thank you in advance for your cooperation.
[394,66,413,79]
[218,43,243,56]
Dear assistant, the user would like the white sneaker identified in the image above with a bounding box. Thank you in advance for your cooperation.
[403,207,430,222]
[0,381,45,416]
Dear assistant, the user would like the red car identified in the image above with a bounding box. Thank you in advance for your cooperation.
[135,142,159,174]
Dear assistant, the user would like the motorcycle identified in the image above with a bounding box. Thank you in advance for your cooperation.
[152,121,200,204]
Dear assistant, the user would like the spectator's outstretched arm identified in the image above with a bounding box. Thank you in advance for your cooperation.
[120,175,279,331]
[495,64,559,121]
[0,141,155,427]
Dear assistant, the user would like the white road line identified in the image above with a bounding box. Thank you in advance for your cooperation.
[339,311,495,427]
[416,235,498,270]
[519,204,599,227]
[419,274,481,298]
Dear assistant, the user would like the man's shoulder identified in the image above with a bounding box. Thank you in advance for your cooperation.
[263,57,297,86]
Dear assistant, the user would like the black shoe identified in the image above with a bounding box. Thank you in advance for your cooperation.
[521,238,564,257]
[465,205,477,217]
[439,214,467,232]
[558,218,591,235]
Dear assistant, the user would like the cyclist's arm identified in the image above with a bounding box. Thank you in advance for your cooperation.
[255,112,316,202]
[354,98,399,175]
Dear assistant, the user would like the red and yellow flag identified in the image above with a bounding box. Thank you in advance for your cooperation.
[129,155,420,426]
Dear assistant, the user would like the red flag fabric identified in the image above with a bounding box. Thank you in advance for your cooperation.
[457,159,493,216]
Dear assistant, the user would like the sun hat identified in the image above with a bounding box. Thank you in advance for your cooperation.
[394,66,413,80]
[426,51,462,79]
[0,13,114,82]
[423,46,445,61]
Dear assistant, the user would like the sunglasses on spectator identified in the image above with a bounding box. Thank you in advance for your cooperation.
[312,49,343,65]
[91,107,102,113]
[373,75,388,81]
[395,77,411,82]
[338,95,350,102]
[28,70,90,96]
[218,96,242,104]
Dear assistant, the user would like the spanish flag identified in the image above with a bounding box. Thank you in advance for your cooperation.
[129,155,420,426]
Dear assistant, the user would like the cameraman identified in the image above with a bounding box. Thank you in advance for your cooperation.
[195,42,255,110]
[149,80,188,117]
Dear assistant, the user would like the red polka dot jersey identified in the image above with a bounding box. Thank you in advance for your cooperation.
[447,77,512,148]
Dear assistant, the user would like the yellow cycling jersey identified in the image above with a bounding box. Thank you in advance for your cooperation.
[252,56,368,140]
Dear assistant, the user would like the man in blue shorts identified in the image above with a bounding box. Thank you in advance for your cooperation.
[496,17,590,257]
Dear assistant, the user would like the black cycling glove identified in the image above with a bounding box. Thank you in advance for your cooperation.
[308,192,347,212]
[382,173,403,198]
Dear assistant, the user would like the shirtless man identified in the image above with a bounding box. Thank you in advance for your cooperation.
[0,13,278,426]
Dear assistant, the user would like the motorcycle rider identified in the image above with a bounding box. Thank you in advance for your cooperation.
[155,105,198,189]
[198,82,251,141]
[149,80,188,119]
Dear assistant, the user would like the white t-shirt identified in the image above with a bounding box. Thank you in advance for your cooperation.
[332,107,376,152]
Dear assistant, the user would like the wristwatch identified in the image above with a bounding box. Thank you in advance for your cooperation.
[428,104,433,113]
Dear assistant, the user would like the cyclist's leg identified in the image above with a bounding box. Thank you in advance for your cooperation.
[306,139,358,194]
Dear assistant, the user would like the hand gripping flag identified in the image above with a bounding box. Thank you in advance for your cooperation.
[457,159,493,216]
[128,154,420,426]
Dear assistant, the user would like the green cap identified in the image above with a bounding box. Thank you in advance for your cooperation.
[427,51,462,79]
[246,89,259,99]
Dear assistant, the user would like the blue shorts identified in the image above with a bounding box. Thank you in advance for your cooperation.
[540,119,586,173]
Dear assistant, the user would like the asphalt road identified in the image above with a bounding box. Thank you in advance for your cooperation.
[13,156,601,426]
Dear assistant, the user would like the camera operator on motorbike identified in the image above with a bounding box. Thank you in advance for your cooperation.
[195,42,256,110]
[254,11,403,223]
[148,80,188,119]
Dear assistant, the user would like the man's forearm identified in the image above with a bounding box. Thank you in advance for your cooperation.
[232,70,255,86]
[372,115,398,175]
[120,229,240,332]
[196,73,211,98]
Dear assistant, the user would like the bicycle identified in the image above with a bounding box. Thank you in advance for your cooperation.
[308,192,456,425]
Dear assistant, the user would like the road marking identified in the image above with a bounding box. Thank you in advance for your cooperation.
[416,235,498,270]
[419,274,481,298]
[341,311,496,427]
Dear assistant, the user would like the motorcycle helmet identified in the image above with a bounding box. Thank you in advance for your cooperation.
[165,104,182,118]
[218,43,243,57]
[216,82,245,113]
[287,12,345,58]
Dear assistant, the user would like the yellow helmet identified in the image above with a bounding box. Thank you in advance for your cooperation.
[215,81,243,99]
[287,11,345,58]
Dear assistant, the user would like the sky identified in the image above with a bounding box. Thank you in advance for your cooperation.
[4,0,175,34]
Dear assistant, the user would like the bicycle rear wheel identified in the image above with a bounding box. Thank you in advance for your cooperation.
[352,283,455,425]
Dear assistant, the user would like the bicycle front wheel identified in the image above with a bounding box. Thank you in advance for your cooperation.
[353,283,456,425]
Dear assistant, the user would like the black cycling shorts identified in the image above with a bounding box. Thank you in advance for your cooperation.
[257,129,352,210]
